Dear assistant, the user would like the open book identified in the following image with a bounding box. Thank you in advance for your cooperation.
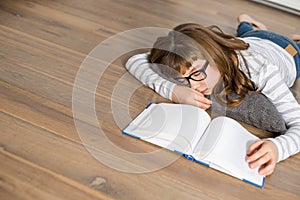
[122,103,265,188]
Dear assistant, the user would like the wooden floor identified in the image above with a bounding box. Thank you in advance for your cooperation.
[1,0,300,199]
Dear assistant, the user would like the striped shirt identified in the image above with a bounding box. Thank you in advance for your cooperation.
[125,37,300,162]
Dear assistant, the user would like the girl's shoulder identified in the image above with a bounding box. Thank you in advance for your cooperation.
[239,37,296,85]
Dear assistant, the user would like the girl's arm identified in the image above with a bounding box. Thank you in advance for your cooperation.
[260,74,300,162]
[125,53,175,100]
[247,63,300,175]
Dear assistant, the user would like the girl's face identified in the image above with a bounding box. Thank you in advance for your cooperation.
[182,59,221,95]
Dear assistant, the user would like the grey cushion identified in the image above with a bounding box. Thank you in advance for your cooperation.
[209,92,287,133]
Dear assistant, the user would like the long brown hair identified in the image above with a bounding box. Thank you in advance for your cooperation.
[148,23,257,106]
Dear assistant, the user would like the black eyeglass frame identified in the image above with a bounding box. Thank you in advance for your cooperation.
[174,60,209,86]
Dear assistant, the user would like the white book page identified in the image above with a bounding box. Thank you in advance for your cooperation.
[195,117,264,185]
[192,117,224,159]
[123,103,211,154]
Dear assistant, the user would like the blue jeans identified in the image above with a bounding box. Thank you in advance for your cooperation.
[237,22,300,79]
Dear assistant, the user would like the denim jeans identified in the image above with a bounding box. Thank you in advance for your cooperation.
[236,22,300,79]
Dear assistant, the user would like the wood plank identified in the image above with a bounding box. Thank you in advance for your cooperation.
[1,0,299,57]
[30,0,176,32]
[0,23,157,109]
[36,0,300,35]
[0,0,103,54]
[0,148,113,200]
[0,24,85,68]
[0,111,216,200]
[0,54,159,131]
[0,0,171,54]
[0,79,157,153]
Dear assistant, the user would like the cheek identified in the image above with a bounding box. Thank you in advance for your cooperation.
[205,67,221,89]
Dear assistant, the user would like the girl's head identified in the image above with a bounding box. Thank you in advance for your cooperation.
[148,23,257,106]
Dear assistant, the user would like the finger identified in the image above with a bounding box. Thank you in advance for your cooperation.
[247,140,264,156]
[193,97,212,109]
[249,153,270,169]
[194,100,211,110]
[191,93,212,110]
[258,162,276,176]
[194,98,212,107]
[193,91,212,105]
[247,146,267,163]
[186,98,206,109]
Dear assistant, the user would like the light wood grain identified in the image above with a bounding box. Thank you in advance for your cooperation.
[0,148,113,200]
[1,0,300,199]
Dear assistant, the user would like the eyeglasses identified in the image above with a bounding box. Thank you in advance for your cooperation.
[175,61,209,87]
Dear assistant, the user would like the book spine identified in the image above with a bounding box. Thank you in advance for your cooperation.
[194,159,210,167]
[122,130,141,139]
[242,177,265,188]
[180,153,210,167]
[145,102,153,109]
[184,154,195,161]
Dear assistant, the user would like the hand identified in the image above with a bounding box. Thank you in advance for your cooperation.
[172,85,212,110]
[246,140,278,176]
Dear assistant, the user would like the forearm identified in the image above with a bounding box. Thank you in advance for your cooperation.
[266,98,300,161]
[258,71,300,162]
[125,53,176,100]
[268,124,300,162]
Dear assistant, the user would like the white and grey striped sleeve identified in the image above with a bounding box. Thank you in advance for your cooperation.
[258,63,300,162]
[125,53,176,100]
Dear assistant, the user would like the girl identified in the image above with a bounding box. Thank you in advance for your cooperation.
[125,14,300,176]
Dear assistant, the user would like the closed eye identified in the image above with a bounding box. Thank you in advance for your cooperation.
[192,71,202,77]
